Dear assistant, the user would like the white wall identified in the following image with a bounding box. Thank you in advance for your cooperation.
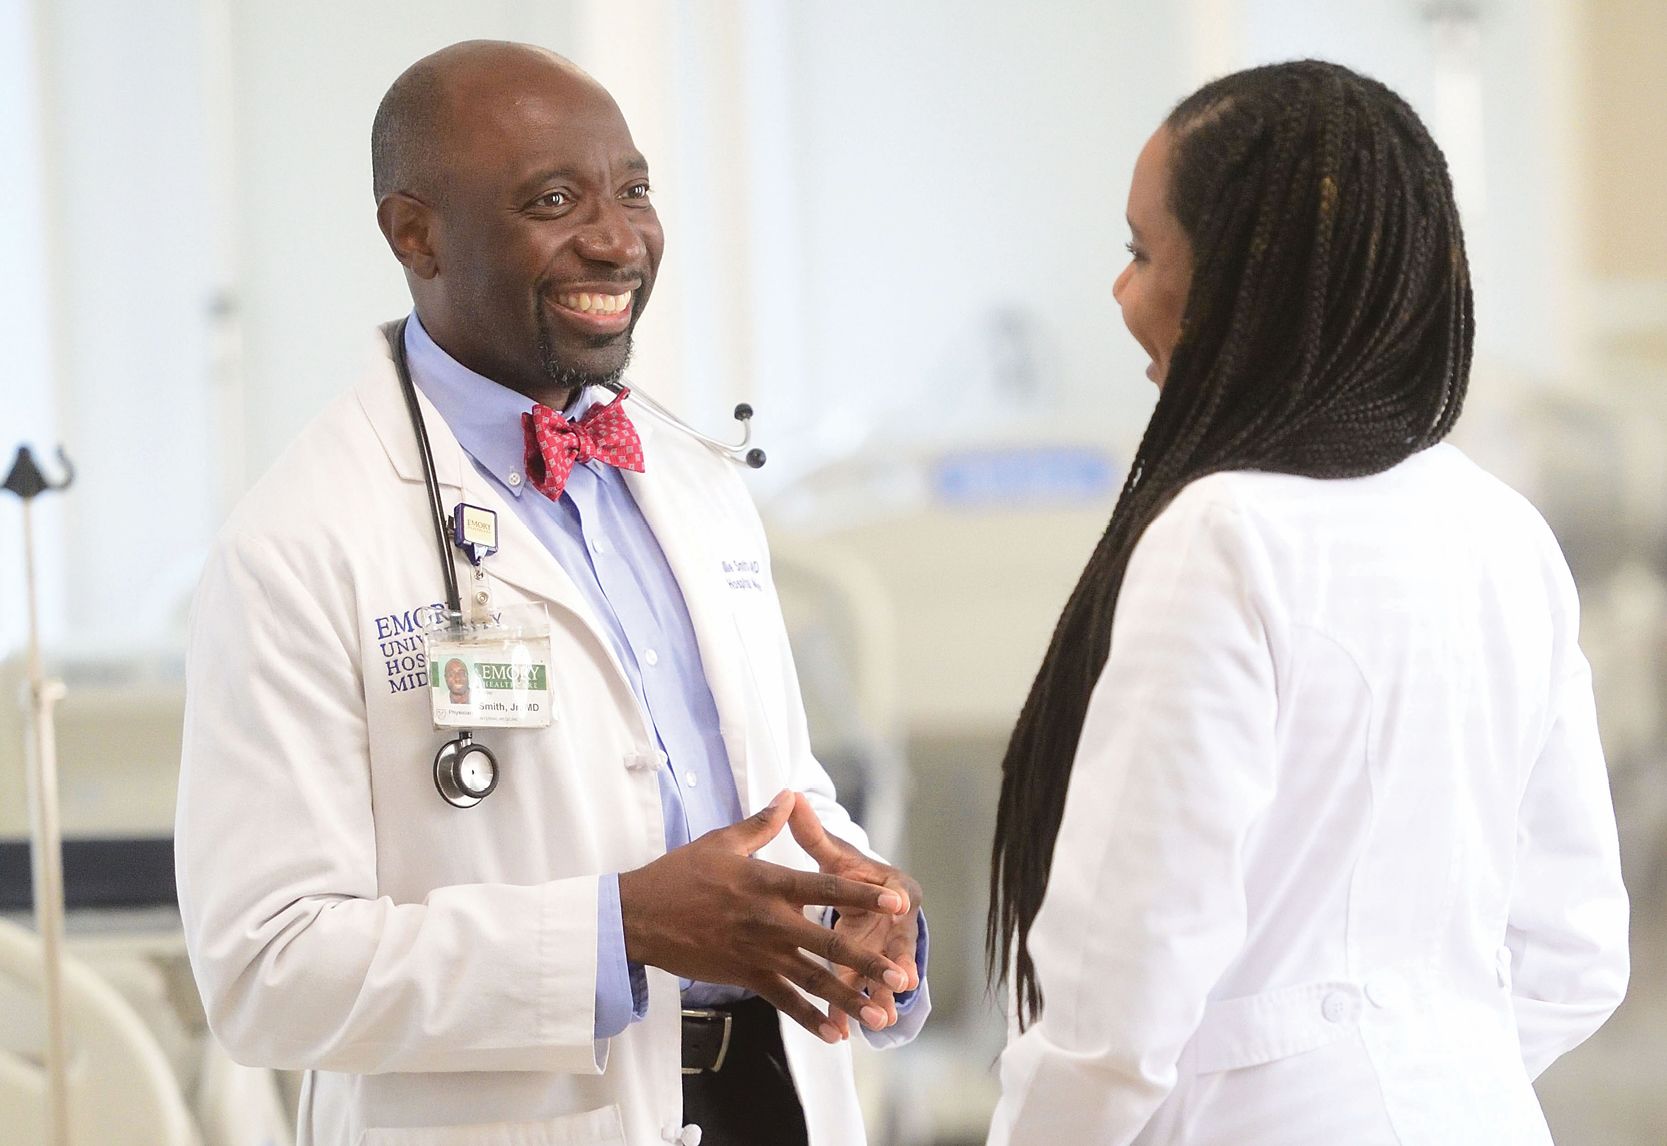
[5,0,224,657]
[1238,0,1580,382]
[1,0,1593,658]
[0,0,61,654]
[776,1,1188,467]
[225,2,584,483]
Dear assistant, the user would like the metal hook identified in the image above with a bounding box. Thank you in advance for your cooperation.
[3,445,75,501]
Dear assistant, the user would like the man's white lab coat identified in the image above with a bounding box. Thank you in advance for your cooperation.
[176,338,924,1145]
[989,446,1628,1146]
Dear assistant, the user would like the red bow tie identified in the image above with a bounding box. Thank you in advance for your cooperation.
[521,389,645,499]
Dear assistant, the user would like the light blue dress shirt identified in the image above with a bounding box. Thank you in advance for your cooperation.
[404,313,921,1040]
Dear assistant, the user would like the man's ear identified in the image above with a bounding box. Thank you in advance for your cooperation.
[377,193,439,280]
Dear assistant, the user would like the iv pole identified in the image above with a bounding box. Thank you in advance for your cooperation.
[4,444,75,1146]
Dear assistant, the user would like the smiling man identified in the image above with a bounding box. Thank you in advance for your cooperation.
[175,41,928,1146]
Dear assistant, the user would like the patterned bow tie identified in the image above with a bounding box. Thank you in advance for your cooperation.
[521,389,645,499]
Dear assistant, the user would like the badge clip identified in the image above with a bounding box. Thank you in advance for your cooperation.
[452,503,499,566]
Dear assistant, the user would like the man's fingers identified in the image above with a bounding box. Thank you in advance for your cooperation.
[786,799,908,912]
[786,792,849,867]
[756,977,843,1045]
[781,953,887,1029]
[768,864,904,914]
[792,916,907,989]
[721,789,794,855]
[867,983,897,1027]
[885,926,920,991]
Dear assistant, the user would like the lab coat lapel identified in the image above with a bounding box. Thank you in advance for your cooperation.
[354,346,631,685]
[621,417,756,807]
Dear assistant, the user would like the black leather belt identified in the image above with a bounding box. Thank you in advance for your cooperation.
[681,1007,736,1074]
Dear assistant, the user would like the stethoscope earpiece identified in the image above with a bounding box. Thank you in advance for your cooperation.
[619,386,767,469]
[433,733,500,809]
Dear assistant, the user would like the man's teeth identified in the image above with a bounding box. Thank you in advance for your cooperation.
[557,291,633,315]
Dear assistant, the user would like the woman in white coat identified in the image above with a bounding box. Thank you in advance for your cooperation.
[986,61,1629,1145]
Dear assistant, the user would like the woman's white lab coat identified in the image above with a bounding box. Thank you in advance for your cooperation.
[175,339,920,1145]
[988,446,1628,1146]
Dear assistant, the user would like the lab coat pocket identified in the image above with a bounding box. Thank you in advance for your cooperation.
[1191,980,1363,1074]
[358,1104,626,1146]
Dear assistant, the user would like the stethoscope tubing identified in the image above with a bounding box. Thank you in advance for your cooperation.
[606,381,767,469]
[391,318,464,621]
[383,318,764,806]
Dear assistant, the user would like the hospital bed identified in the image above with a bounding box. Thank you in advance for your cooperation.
[0,655,293,1146]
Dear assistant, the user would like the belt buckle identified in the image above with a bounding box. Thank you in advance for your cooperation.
[680,1007,734,1075]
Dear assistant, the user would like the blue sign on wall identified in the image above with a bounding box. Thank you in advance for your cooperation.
[931,447,1119,508]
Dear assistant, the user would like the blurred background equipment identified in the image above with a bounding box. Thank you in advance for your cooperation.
[0,916,195,1146]
[4,1,1667,1143]
[5,443,76,1146]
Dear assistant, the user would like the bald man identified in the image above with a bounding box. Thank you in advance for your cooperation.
[176,41,928,1146]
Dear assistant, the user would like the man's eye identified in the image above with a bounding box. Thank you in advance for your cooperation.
[622,182,652,201]
[535,191,570,209]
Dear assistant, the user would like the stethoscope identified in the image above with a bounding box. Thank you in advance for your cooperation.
[386,318,766,807]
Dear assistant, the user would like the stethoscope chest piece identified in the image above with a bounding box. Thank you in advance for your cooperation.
[434,733,500,808]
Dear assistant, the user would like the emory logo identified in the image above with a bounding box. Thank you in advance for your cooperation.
[431,662,549,691]
[372,601,446,694]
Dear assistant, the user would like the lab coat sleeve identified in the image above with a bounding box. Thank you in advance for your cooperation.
[875,912,930,1047]
[176,532,605,1076]
[988,485,1280,1146]
[1507,642,1629,1079]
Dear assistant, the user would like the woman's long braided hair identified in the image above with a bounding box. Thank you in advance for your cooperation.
[988,60,1474,1026]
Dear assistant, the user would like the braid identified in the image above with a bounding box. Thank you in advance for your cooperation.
[989,60,1473,1025]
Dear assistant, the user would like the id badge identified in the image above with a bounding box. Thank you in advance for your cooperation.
[423,604,553,730]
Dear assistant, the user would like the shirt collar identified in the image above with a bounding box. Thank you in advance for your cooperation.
[403,311,609,496]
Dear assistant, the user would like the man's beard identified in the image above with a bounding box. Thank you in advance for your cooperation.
[536,314,634,398]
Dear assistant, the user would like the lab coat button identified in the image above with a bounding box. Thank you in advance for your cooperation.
[653,750,669,768]
[1321,991,1352,1023]
[1364,974,1404,1009]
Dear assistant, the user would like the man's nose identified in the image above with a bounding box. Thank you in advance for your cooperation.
[573,201,648,265]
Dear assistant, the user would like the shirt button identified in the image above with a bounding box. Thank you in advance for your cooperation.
[643,648,660,667]
[1321,991,1352,1024]
[590,536,609,556]
[506,471,523,487]
[685,771,698,788]
[1365,974,1404,1009]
